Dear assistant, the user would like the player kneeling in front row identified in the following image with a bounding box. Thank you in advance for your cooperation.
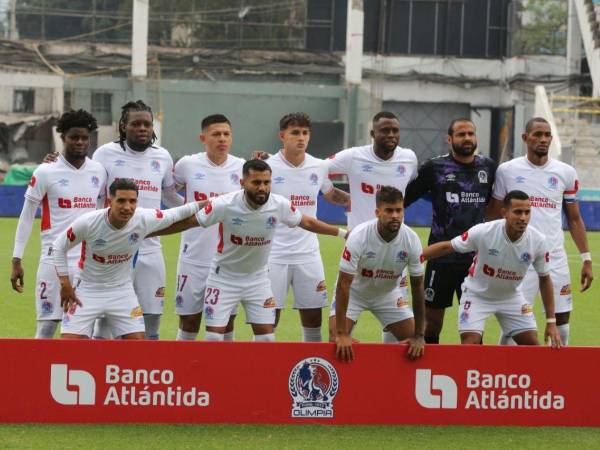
[335,186,426,362]
[422,190,561,347]
[150,159,348,342]
[54,178,203,339]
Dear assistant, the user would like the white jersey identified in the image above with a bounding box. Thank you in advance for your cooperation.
[24,155,106,264]
[451,220,550,300]
[195,190,302,275]
[492,156,578,252]
[327,144,418,228]
[92,141,177,254]
[268,151,334,264]
[53,203,198,288]
[339,219,424,300]
[174,153,245,266]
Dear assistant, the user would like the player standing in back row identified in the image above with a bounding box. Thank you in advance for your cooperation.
[404,118,497,344]
[326,111,419,342]
[91,100,183,340]
[488,117,593,345]
[10,110,107,338]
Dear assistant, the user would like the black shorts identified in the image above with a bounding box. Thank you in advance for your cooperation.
[424,261,471,309]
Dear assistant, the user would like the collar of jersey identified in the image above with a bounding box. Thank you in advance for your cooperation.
[59,154,88,171]
[369,145,398,163]
[501,219,526,245]
[204,152,230,168]
[242,192,268,212]
[103,208,134,232]
[374,222,402,245]
[124,142,151,156]
[278,150,306,168]
[523,155,551,170]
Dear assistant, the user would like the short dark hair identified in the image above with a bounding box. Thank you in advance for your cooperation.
[243,159,272,177]
[201,114,231,130]
[56,109,98,134]
[376,185,404,207]
[503,190,529,207]
[525,117,550,133]
[372,111,398,124]
[447,118,474,136]
[279,112,311,130]
[109,178,139,197]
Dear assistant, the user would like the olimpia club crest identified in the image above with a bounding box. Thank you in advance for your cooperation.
[289,357,339,418]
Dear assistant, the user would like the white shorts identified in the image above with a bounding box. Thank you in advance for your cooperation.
[61,282,146,337]
[346,289,414,327]
[458,293,537,337]
[520,249,572,313]
[203,267,276,327]
[268,259,328,310]
[35,261,79,321]
[174,260,210,316]
[133,251,166,315]
[329,271,410,318]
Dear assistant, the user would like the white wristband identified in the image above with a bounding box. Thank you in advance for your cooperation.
[581,252,592,262]
[337,228,347,239]
[546,318,557,324]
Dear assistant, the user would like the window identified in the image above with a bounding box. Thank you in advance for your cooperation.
[91,92,113,125]
[13,89,35,113]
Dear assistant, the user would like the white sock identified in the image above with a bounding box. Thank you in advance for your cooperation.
[92,317,112,339]
[382,330,398,343]
[498,333,517,346]
[254,333,275,342]
[35,320,58,339]
[558,324,570,345]
[302,326,322,342]
[223,331,234,341]
[204,331,224,341]
[143,314,161,340]
[176,329,198,341]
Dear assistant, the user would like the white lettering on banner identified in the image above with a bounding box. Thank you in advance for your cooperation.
[103,364,209,407]
[414,369,565,411]
[50,364,96,405]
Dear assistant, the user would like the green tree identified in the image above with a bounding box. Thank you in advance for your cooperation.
[512,0,568,55]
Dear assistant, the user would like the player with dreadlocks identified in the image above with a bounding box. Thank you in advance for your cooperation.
[91,100,183,340]
[11,109,107,338]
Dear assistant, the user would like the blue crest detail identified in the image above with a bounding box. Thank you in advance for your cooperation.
[91,176,100,188]
[309,173,319,185]
[520,252,531,264]
[129,233,140,244]
[230,173,240,185]
[266,216,277,228]
[397,165,406,176]
[395,250,408,262]
[150,160,161,173]
[289,357,339,418]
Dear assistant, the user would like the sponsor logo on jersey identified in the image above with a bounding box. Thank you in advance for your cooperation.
[309,173,319,185]
[478,170,488,183]
[58,179,69,187]
[129,233,140,244]
[397,165,406,176]
[488,248,499,256]
[545,252,550,263]
[194,172,205,180]
[521,304,533,315]
[203,202,213,214]
[28,175,36,187]
[263,297,276,308]
[560,284,571,295]
[395,250,408,262]
[547,176,559,189]
[230,173,240,185]
[93,239,107,247]
[425,287,435,302]
[150,160,161,173]
[366,251,376,259]
[155,209,164,219]
[461,231,469,241]
[182,243,188,253]
[155,287,165,298]
[361,164,373,173]
[316,280,327,292]
[91,175,100,188]
[130,306,144,318]
[445,174,456,182]
[274,176,285,184]
[419,254,425,263]
[58,198,72,208]
[361,268,374,278]
[342,247,351,261]
[291,204,297,213]
[93,254,106,263]
[266,216,277,228]
[396,297,409,307]
[114,159,126,167]
[230,234,243,245]
[67,227,76,242]
[520,252,531,264]
[231,217,244,226]
[361,182,375,194]
[446,192,459,203]
[515,176,526,184]
[289,357,339,418]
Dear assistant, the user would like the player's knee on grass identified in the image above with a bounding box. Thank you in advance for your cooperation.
[143,314,161,340]
[179,313,202,333]
[35,320,58,339]
[299,308,322,329]
[512,330,539,346]
[387,318,415,341]
[460,332,483,345]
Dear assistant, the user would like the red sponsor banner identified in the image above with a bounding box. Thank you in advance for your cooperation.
[1,339,599,426]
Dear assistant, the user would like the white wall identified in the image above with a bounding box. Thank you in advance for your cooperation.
[0,72,63,114]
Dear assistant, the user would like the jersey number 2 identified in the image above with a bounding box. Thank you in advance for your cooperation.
[204,288,220,305]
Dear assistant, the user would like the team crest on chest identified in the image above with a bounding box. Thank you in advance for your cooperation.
[266,216,277,228]
[520,252,531,264]
[230,173,240,185]
[91,176,100,188]
[478,170,488,183]
[129,232,140,244]
[397,165,406,176]
[395,250,408,262]
[547,176,559,190]
[150,160,161,173]
[309,173,319,186]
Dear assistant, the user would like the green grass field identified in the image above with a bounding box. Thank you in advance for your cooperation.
[1,217,600,448]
